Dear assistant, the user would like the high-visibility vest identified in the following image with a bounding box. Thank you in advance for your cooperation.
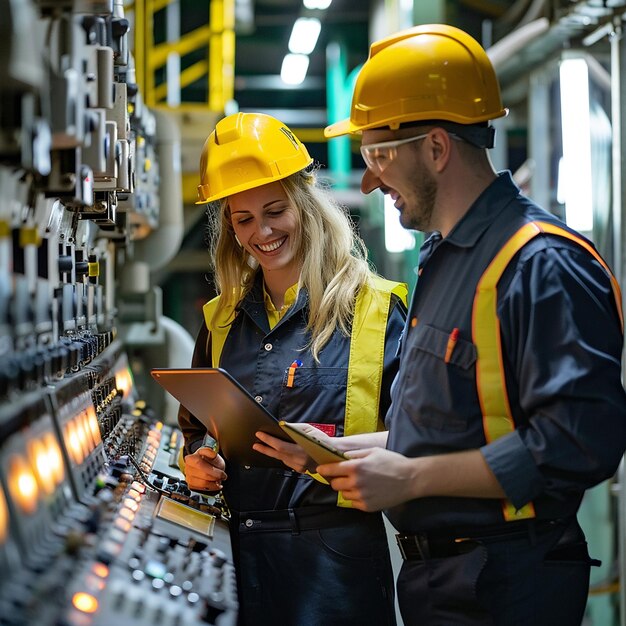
[202,276,408,507]
[474,221,623,521]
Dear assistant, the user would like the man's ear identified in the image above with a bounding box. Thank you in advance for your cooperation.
[427,127,453,173]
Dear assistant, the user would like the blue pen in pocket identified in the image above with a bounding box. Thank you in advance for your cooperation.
[286,359,303,388]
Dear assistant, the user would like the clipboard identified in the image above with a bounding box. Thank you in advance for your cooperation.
[278,421,347,465]
[151,367,291,468]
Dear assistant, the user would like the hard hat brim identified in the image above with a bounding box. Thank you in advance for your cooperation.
[324,118,354,138]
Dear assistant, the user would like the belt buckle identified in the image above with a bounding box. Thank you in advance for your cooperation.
[396,534,409,560]
[396,534,427,560]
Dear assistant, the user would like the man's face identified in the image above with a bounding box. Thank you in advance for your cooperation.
[360,129,438,233]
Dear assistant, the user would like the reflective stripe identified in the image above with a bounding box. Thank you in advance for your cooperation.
[202,298,236,367]
[203,279,407,508]
[339,277,408,507]
[537,223,623,328]
[473,220,622,521]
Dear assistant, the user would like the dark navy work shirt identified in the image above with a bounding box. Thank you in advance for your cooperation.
[180,273,406,513]
[386,172,626,533]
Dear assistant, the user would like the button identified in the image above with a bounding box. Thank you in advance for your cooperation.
[244,519,253,528]
[254,395,262,403]
[264,343,273,351]
[132,569,145,582]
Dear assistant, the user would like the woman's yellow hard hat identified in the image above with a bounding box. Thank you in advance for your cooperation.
[325,24,507,137]
[197,112,313,204]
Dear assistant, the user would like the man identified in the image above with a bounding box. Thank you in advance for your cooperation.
[313,23,626,625]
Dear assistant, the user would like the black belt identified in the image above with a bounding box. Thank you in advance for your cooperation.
[237,505,380,535]
[396,518,570,561]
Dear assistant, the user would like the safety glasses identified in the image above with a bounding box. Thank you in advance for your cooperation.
[360,133,430,176]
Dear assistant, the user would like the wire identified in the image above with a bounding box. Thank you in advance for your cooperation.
[126,454,171,498]
[126,453,228,520]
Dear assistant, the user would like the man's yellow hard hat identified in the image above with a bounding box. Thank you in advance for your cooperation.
[324,24,507,138]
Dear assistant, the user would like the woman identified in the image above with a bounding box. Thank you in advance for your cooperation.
[179,112,406,626]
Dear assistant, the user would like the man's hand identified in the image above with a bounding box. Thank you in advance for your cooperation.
[253,430,316,473]
[317,447,419,511]
[317,447,507,511]
[184,446,227,492]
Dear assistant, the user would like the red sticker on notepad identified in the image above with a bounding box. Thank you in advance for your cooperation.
[309,423,336,437]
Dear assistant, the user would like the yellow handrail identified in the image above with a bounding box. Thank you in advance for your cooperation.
[130,0,234,109]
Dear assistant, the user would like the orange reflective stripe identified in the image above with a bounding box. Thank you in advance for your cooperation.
[474,220,622,521]
[474,222,541,444]
[536,222,623,329]
[474,222,540,521]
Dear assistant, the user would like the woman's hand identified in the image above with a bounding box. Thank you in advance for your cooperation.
[253,429,318,473]
[184,446,227,492]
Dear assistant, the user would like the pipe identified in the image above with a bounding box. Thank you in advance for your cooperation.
[486,17,550,70]
[133,107,183,271]
[160,315,195,424]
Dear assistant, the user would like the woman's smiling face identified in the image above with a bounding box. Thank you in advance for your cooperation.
[229,180,301,282]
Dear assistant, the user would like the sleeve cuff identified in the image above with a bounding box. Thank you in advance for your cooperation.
[187,438,204,455]
[481,430,545,509]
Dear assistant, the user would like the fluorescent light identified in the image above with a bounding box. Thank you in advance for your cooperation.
[288,18,321,55]
[384,195,416,253]
[281,54,310,85]
[303,0,332,8]
[559,57,593,231]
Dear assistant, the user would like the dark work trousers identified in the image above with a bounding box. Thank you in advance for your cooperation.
[232,505,396,626]
[397,518,596,626]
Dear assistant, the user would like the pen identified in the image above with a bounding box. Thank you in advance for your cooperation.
[286,359,303,388]
[444,328,460,364]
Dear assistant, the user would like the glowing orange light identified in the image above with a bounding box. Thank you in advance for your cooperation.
[118,507,135,522]
[127,488,141,501]
[86,406,101,445]
[65,420,84,465]
[115,368,133,398]
[42,432,65,486]
[155,421,163,431]
[75,414,91,456]
[131,481,146,494]
[123,498,139,512]
[91,563,109,578]
[0,486,9,544]
[72,592,98,614]
[27,438,55,495]
[114,518,132,532]
[8,455,39,515]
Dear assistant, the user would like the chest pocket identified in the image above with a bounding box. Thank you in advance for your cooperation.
[400,323,477,432]
[278,367,348,436]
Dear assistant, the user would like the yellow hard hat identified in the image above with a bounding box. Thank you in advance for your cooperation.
[324,24,507,138]
[197,112,313,204]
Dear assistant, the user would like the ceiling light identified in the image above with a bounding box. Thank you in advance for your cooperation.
[281,54,310,85]
[288,18,321,55]
[559,57,593,231]
[303,0,332,9]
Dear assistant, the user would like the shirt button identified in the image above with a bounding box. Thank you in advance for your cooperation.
[264,343,273,351]
[254,395,262,403]
[244,519,253,528]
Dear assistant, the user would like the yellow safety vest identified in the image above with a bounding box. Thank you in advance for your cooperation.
[474,221,623,521]
[202,276,408,507]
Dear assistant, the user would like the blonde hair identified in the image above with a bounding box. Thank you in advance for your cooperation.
[206,168,374,360]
